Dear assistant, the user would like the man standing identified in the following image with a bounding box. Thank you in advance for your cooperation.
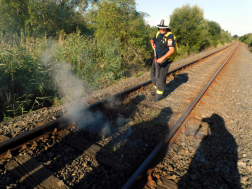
[150,17,175,101]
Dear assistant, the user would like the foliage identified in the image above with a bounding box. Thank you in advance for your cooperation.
[170,4,233,53]
[233,35,238,39]
[239,33,252,45]
[0,31,123,120]
[134,71,143,77]
[170,4,210,53]
[207,21,221,46]
[0,0,23,34]
[0,34,55,119]
[149,26,158,40]
[87,0,152,66]
[0,0,94,36]
[207,21,221,37]
[55,31,124,87]
[239,33,252,52]
[219,29,233,45]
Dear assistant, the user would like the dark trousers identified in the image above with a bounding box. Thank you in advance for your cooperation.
[150,59,171,92]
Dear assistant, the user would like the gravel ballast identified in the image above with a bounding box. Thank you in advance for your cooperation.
[153,43,252,189]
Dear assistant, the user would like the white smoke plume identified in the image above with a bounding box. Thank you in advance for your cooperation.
[41,42,85,101]
[40,41,132,139]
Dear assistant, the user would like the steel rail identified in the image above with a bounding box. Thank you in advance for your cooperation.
[0,118,65,156]
[0,42,236,157]
[122,43,239,189]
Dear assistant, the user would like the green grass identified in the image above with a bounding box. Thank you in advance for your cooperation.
[134,71,143,77]
[0,32,124,121]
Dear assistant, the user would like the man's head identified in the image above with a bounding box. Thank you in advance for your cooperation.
[157,16,170,33]
[158,28,168,34]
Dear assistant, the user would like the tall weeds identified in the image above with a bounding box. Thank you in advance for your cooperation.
[0,32,123,120]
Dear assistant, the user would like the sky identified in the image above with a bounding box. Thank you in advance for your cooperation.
[135,0,252,36]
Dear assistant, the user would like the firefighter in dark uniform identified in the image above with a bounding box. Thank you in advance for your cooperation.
[150,18,175,101]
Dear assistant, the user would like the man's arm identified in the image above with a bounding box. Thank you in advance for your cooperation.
[157,47,174,63]
[150,39,156,49]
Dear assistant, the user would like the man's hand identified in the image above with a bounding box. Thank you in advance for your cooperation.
[157,58,165,63]
[157,47,174,63]
[151,43,156,49]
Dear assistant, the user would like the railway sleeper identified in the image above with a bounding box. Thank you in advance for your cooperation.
[5,154,68,189]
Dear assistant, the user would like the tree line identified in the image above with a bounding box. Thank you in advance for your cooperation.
[0,0,234,121]
[239,33,252,52]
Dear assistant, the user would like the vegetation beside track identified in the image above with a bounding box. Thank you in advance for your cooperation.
[0,0,234,121]
[239,33,252,52]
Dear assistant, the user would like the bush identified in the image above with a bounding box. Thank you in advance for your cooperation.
[240,33,252,46]
[170,4,210,53]
[207,21,221,47]
[0,0,91,37]
[88,0,152,67]
[55,31,124,87]
[0,35,55,119]
[239,33,252,52]
[219,30,233,45]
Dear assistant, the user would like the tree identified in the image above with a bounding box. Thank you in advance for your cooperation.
[0,0,30,34]
[220,29,232,45]
[0,0,95,36]
[207,20,221,46]
[88,0,151,65]
[239,33,252,47]
[170,4,210,52]
[233,35,238,39]
[207,21,221,37]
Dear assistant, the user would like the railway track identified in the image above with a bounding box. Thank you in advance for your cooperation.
[0,42,240,189]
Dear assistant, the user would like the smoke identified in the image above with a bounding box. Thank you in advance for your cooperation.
[41,42,85,101]
[101,123,112,137]
[40,41,132,140]
[116,115,131,127]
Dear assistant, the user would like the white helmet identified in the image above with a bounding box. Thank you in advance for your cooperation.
[157,16,170,29]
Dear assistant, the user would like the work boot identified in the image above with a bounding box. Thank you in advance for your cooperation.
[152,94,162,101]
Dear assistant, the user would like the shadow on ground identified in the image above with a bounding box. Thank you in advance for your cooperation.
[178,113,241,189]
[163,73,189,99]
